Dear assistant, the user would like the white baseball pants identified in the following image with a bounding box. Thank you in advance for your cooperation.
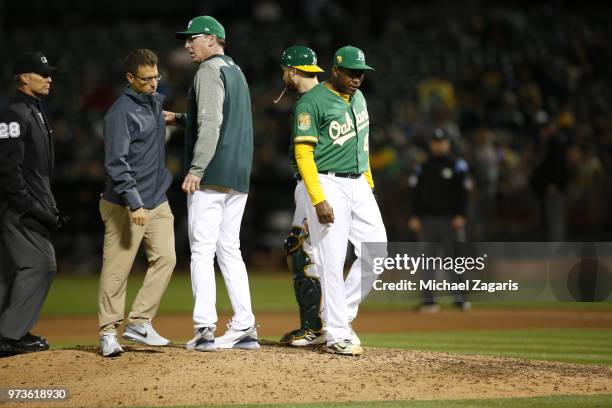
[293,181,320,279]
[305,174,387,345]
[187,187,255,331]
[293,180,370,319]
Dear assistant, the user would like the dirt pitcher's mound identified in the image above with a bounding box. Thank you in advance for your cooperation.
[1,344,611,407]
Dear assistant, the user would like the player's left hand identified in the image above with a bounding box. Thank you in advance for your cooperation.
[451,215,466,231]
[182,173,202,195]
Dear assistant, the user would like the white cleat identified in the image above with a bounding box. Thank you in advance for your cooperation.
[324,340,363,356]
[215,324,260,350]
[290,329,326,347]
[186,327,217,352]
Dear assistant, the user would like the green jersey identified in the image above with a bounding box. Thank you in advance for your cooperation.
[293,83,370,174]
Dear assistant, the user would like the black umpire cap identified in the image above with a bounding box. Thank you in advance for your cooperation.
[14,52,57,76]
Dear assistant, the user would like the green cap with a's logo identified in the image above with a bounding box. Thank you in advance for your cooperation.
[280,45,324,73]
[333,45,374,71]
[176,16,226,40]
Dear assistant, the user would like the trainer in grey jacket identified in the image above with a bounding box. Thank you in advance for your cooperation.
[98,49,176,357]
[102,86,172,209]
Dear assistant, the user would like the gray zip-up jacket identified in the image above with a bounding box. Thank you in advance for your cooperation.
[102,86,172,209]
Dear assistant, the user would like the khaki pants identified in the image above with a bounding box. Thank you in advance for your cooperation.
[98,199,176,335]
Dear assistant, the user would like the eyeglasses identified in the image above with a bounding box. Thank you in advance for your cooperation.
[131,73,162,83]
[186,34,206,43]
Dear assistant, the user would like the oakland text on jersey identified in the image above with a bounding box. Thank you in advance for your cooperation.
[293,83,370,174]
[328,107,369,147]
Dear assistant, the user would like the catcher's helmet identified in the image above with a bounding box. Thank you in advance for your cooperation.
[281,45,324,73]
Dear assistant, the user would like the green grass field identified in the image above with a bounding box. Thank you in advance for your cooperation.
[131,395,612,408]
[361,329,612,365]
[41,272,612,316]
[42,272,293,315]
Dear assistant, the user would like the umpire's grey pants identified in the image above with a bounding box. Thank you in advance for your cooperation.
[0,207,56,340]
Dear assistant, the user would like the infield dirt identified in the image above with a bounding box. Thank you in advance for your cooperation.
[0,308,611,407]
[0,343,610,407]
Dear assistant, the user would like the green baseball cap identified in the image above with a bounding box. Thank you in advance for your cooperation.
[176,16,226,40]
[333,46,374,71]
[280,45,324,73]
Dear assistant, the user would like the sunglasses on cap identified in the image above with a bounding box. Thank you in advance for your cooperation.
[186,34,207,42]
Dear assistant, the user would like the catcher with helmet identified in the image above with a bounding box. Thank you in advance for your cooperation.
[276,45,326,346]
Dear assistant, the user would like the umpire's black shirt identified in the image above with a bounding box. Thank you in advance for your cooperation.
[0,91,56,216]
[410,155,470,217]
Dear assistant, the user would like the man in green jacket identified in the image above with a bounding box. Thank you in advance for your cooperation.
[169,15,257,352]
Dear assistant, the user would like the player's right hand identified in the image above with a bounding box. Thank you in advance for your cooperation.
[130,207,149,226]
[182,173,202,195]
[163,110,177,125]
[315,200,334,224]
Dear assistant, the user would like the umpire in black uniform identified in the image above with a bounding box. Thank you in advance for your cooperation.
[408,128,471,312]
[0,52,65,357]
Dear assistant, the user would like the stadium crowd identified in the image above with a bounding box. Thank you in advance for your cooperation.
[1,1,611,272]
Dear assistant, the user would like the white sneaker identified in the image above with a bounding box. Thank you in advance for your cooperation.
[100,333,124,357]
[324,340,363,356]
[215,324,260,350]
[122,321,170,346]
[186,327,217,352]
